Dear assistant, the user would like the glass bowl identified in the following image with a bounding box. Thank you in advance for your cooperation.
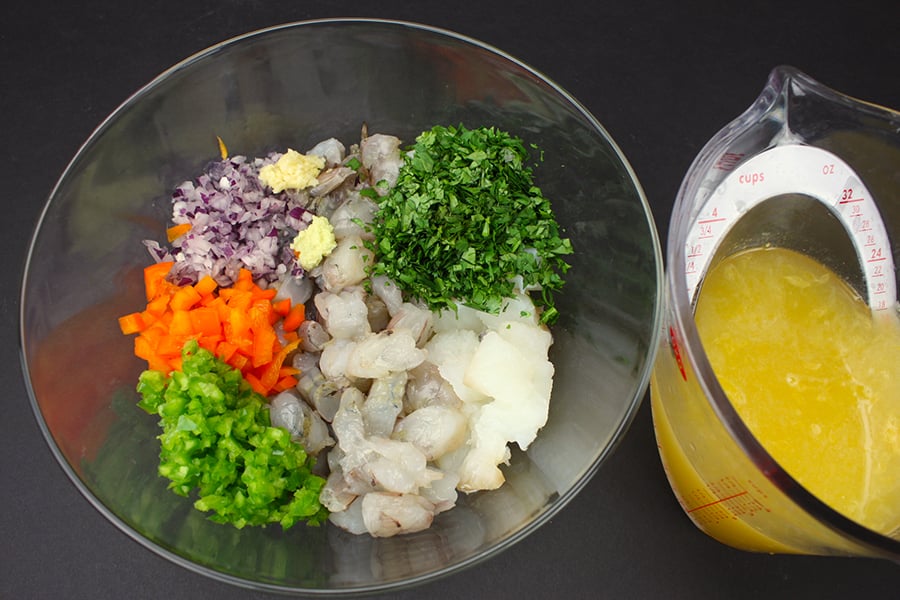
[20,19,663,595]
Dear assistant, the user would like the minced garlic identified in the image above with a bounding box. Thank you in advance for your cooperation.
[290,215,337,270]
[259,149,325,193]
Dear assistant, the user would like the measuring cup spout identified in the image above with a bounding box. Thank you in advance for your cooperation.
[672,65,899,314]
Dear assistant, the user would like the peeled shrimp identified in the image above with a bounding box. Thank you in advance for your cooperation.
[331,387,438,495]
[297,320,331,353]
[329,193,378,241]
[269,390,335,456]
[256,152,558,535]
[319,235,374,293]
[345,330,427,379]
[418,469,459,514]
[328,496,368,535]
[292,347,344,421]
[371,275,404,316]
[315,288,371,340]
[321,467,359,514]
[310,166,356,197]
[387,301,433,345]
[404,361,463,413]
[362,371,407,438]
[307,137,346,166]
[361,492,436,538]
[360,134,403,192]
[393,405,468,461]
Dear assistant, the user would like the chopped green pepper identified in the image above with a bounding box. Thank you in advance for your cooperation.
[137,340,327,529]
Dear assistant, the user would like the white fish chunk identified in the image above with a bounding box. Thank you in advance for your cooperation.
[424,329,488,405]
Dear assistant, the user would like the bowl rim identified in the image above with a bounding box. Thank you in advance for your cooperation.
[19,16,664,596]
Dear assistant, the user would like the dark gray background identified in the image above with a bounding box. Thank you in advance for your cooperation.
[4,1,900,598]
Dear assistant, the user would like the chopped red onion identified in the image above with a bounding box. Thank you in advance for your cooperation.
[145,153,314,287]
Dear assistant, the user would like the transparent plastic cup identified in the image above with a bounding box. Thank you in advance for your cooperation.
[651,65,900,560]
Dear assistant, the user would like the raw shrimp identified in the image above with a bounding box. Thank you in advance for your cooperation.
[360,133,403,192]
[361,492,436,538]
[371,275,404,316]
[345,330,426,379]
[404,362,463,413]
[269,391,334,456]
[319,338,358,380]
[394,405,468,461]
[315,288,370,340]
[329,193,378,241]
[310,166,356,197]
[319,235,374,293]
[386,302,433,345]
[307,137,346,166]
[329,387,439,495]
[297,320,331,353]
[255,129,557,537]
[362,371,407,437]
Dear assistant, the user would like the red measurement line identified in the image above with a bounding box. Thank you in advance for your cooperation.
[867,256,887,263]
[686,491,748,513]
[698,217,727,224]
[838,198,864,204]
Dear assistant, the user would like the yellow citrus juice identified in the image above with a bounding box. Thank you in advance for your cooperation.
[694,246,900,535]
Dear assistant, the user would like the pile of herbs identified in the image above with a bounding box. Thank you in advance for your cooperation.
[368,124,572,324]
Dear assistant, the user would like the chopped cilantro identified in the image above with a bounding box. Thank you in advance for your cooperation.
[368,124,572,324]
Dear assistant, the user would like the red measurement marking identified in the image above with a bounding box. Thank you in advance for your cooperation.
[698,217,727,224]
[686,490,748,513]
[868,247,886,263]
[713,152,745,171]
[668,326,687,381]
[838,198,864,204]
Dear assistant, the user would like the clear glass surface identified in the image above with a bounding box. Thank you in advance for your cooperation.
[20,19,663,594]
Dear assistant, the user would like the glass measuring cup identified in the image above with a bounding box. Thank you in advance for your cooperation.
[651,65,900,560]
